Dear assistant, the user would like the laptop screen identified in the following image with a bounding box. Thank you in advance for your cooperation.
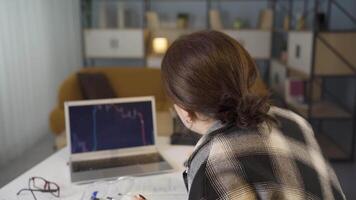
[68,100,155,154]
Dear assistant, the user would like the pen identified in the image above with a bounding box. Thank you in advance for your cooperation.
[89,193,146,200]
[90,196,117,200]
[90,191,98,200]
[90,191,118,200]
[117,193,146,199]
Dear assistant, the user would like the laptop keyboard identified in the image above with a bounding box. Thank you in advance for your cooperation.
[72,153,165,172]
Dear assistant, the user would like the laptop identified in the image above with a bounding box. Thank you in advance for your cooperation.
[65,96,173,183]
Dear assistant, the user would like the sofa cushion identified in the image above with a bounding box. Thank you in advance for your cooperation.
[77,73,117,99]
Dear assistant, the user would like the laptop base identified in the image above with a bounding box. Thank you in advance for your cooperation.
[71,161,173,184]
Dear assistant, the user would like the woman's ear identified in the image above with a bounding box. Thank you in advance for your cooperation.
[173,104,193,127]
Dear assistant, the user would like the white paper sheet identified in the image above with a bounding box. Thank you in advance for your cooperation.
[81,172,188,200]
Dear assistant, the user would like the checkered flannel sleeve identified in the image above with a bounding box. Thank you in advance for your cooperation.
[204,107,345,200]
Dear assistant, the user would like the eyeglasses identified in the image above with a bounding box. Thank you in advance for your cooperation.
[17,177,60,200]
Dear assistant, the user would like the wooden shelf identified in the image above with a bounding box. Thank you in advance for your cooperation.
[273,28,287,33]
[273,59,310,79]
[149,27,201,31]
[222,28,271,32]
[287,66,310,79]
[84,28,143,31]
[149,28,197,42]
[315,133,350,160]
[273,29,315,33]
[287,100,351,119]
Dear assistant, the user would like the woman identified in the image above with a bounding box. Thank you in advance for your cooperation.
[136,30,345,200]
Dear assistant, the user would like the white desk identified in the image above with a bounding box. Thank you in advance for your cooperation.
[0,137,194,200]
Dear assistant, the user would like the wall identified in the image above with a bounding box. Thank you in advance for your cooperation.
[0,0,82,166]
[328,0,356,30]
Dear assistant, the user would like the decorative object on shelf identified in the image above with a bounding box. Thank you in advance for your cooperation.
[316,12,327,31]
[280,51,288,63]
[98,0,107,28]
[295,13,306,30]
[209,9,223,30]
[177,13,189,29]
[233,18,245,29]
[146,11,160,30]
[283,15,290,31]
[258,9,273,30]
[285,78,306,104]
[117,1,125,28]
[280,39,288,63]
[152,37,168,55]
[270,60,287,97]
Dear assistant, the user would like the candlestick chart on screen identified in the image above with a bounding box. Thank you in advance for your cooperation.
[69,101,154,153]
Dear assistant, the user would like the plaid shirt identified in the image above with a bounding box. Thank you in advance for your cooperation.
[183,107,345,200]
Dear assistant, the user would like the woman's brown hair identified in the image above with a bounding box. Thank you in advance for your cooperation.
[161,30,273,129]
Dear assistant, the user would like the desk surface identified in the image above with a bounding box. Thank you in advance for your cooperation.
[0,137,194,200]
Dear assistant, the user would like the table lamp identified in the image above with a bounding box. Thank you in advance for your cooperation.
[152,37,168,55]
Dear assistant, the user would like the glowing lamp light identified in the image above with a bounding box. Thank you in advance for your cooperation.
[152,37,168,54]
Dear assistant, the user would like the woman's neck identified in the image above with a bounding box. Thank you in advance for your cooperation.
[192,119,219,135]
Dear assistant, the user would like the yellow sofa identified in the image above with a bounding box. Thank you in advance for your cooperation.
[50,66,268,146]
[49,67,172,137]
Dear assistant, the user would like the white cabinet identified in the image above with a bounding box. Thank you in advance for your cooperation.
[84,29,145,58]
[287,31,314,76]
[270,59,287,97]
[223,30,271,59]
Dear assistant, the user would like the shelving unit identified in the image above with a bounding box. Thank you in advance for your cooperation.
[80,0,274,68]
[288,100,351,119]
[270,0,356,161]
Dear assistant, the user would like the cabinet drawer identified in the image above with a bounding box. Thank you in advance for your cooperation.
[287,31,313,76]
[84,29,144,58]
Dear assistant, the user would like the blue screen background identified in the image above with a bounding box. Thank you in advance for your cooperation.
[69,101,154,153]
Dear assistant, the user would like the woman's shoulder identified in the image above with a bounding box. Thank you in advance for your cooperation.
[203,126,268,199]
[269,106,314,136]
[208,120,271,158]
[268,106,320,149]
[207,106,319,164]
[203,107,345,200]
